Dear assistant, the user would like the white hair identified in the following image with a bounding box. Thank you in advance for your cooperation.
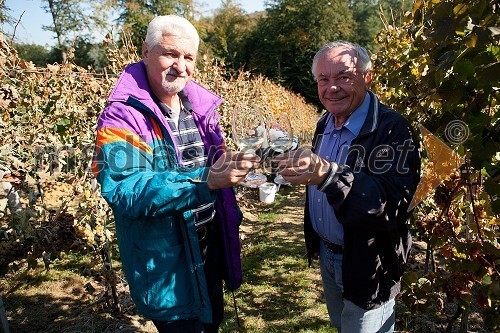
[144,15,200,51]
[311,41,372,79]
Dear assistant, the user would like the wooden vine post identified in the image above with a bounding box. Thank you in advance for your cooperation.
[0,296,10,333]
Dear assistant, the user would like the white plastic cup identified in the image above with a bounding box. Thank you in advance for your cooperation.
[259,182,278,204]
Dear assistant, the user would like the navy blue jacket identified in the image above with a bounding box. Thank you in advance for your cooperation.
[305,91,421,310]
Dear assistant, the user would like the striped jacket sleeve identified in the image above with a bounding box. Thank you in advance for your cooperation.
[92,103,216,220]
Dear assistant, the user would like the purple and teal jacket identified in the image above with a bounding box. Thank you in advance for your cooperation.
[92,61,242,323]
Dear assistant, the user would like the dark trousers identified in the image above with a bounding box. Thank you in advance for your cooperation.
[153,319,203,333]
[153,222,224,333]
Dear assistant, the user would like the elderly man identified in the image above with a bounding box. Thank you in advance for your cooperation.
[274,41,421,332]
[92,15,258,333]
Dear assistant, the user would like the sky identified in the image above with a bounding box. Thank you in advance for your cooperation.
[2,0,266,47]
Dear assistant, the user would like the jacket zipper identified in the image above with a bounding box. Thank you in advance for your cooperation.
[126,96,206,309]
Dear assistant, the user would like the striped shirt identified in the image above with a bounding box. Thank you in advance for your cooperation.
[157,91,215,228]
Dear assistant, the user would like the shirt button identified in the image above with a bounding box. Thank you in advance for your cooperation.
[333,134,337,137]
[318,199,321,202]
[319,218,322,221]
[326,155,330,159]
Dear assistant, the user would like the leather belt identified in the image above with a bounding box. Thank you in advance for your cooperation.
[323,239,344,254]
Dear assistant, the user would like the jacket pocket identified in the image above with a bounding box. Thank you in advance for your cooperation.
[132,244,194,312]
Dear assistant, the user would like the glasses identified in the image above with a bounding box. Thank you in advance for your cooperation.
[231,105,267,188]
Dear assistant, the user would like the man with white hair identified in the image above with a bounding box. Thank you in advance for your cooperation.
[93,15,258,333]
[275,41,421,332]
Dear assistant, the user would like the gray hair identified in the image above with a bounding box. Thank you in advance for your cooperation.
[311,41,372,79]
[144,15,200,51]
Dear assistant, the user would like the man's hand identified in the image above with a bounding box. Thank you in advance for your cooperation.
[273,148,331,185]
[207,151,260,190]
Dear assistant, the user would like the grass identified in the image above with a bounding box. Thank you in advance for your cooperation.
[220,186,333,333]
[2,184,494,332]
[1,185,333,332]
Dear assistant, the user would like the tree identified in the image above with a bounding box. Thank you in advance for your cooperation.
[243,0,356,105]
[113,0,197,52]
[41,0,109,63]
[14,43,51,66]
[14,39,106,69]
[0,0,12,25]
[72,38,108,71]
[202,0,255,72]
[350,0,404,51]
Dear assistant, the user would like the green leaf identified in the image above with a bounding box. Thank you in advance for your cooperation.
[432,2,454,21]
[454,59,475,81]
[437,50,456,70]
[491,197,500,215]
[438,79,465,106]
[476,62,500,87]
[56,117,71,127]
[484,178,500,196]
[453,2,469,16]
[431,18,456,41]
[403,271,419,285]
[470,0,489,20]
[417,277,433,293]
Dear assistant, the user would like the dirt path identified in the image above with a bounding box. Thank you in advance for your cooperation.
[238,184,306,240]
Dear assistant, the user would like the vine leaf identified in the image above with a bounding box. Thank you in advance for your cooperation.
[409,125,464,210]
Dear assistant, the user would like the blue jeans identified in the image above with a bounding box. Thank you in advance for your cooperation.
[319,240,396,333]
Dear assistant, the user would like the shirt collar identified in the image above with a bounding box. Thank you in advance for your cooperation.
[343,92,370,136]
[324,92,370,136]
[178,90,193,112]
[156,90,193,118]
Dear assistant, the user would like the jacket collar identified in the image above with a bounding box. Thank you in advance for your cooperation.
[108,61,223,118]
[357,90,379,137]
[109,61,223,165]
[315,90,380,143]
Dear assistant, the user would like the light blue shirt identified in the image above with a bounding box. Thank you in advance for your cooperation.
[307,92,370,245]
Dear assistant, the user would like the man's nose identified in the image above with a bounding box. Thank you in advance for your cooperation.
[172,56,187,71]
[328,80,341,90]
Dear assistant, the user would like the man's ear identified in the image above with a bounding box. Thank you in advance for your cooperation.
[141,43,148,61]
[364,70,373,87]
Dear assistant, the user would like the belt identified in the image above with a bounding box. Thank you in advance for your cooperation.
[323,239,344,254]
